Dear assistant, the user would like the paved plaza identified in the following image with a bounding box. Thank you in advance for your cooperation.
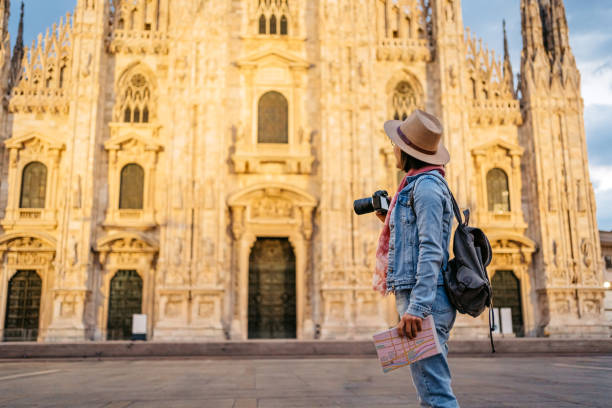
[0,355,609,407]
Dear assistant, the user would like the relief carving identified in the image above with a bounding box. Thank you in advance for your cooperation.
[164,296,183,318]
[198,300,215,318]
[581,298,601,317]
[251,197,293,219]
[580,239,592,268]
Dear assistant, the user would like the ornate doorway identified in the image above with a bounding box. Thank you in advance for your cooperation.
[248,238,296,339]
[107,270,143,340]
[492,270,524,336]
[3,270,42,341]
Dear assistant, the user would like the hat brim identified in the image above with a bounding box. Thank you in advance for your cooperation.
[383,120,450,166]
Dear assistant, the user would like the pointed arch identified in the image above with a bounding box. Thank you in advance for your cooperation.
[280,15,288,35]
[269,14,277,34]
[115,63,157,123]
[386,69,424,121]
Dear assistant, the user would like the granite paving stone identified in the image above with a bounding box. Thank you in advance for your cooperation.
[0,355,609,407]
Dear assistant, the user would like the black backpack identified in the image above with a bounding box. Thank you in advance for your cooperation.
[410,173,496,351]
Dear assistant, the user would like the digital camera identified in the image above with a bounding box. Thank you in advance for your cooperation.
[353,190,391,215]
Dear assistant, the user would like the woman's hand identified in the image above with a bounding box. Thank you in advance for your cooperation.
[375,210,386,223]
[397,313,423,339]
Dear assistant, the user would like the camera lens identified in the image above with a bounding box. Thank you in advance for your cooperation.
[353,198,374,215]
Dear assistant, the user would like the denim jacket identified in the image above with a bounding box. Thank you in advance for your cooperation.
[386,170,454,318]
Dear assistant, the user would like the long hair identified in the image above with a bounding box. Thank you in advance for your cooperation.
[400,150,430,172]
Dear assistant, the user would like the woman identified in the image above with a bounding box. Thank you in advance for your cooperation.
[373,109,459,408]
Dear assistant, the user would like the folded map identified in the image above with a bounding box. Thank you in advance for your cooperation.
[372,314,442,373]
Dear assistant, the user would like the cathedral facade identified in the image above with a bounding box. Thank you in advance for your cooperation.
[0,0,606,342]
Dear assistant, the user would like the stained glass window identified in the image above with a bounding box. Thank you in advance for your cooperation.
[393,81,418,121]
[487,168,510,212]
[258,91,289,144]
[119,163,145,210]
[20,162,47,209]
[259,15,266,34]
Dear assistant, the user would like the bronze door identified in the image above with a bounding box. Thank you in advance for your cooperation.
[492,270,524,336]
[248,238,296,339]
[107,270,143,340]
[3,270,42,342]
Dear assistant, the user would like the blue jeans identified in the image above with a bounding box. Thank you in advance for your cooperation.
[395,285,459,408]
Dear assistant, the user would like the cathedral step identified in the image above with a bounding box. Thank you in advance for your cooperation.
[0,338,610,359]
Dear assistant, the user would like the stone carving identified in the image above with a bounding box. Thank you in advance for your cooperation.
[68,234,78,266]
[448,65,458,88]
[82,53,92,78]
[198,300,214,318]
[580,239,592,268]
[60,294,77,318]
[465,29,521,126]
[581,298,600,317]
[9,13,72,115]
[251,197,293,219]
[164,296,183,318]
[174,237,183,266]
[445,0,455,22]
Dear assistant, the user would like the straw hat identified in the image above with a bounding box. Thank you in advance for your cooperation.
[383,109,450,165]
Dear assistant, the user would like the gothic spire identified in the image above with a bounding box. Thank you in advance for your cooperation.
[0,0,9,35]
[503,20,515,95]
[550,0,572,58]
[520,0,546,59]
[7,1,23,93]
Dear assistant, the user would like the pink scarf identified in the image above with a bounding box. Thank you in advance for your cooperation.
[372,166,446,295]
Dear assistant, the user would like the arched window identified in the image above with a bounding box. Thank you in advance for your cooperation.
[258,91,288,144]
[119,72,153,123]
[256,1,290,36]
[280,15,288,35]
[119,164,145,210]
[392,81,418,121]
[20,162,47,209]
[270,15,277,34]
[487,168,510,212]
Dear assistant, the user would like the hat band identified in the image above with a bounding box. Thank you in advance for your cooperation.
[397,127,438,156]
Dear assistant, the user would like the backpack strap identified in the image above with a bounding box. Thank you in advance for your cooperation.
[410,172,466,227]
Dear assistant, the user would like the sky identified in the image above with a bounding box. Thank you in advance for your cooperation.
[6,0,612,231]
